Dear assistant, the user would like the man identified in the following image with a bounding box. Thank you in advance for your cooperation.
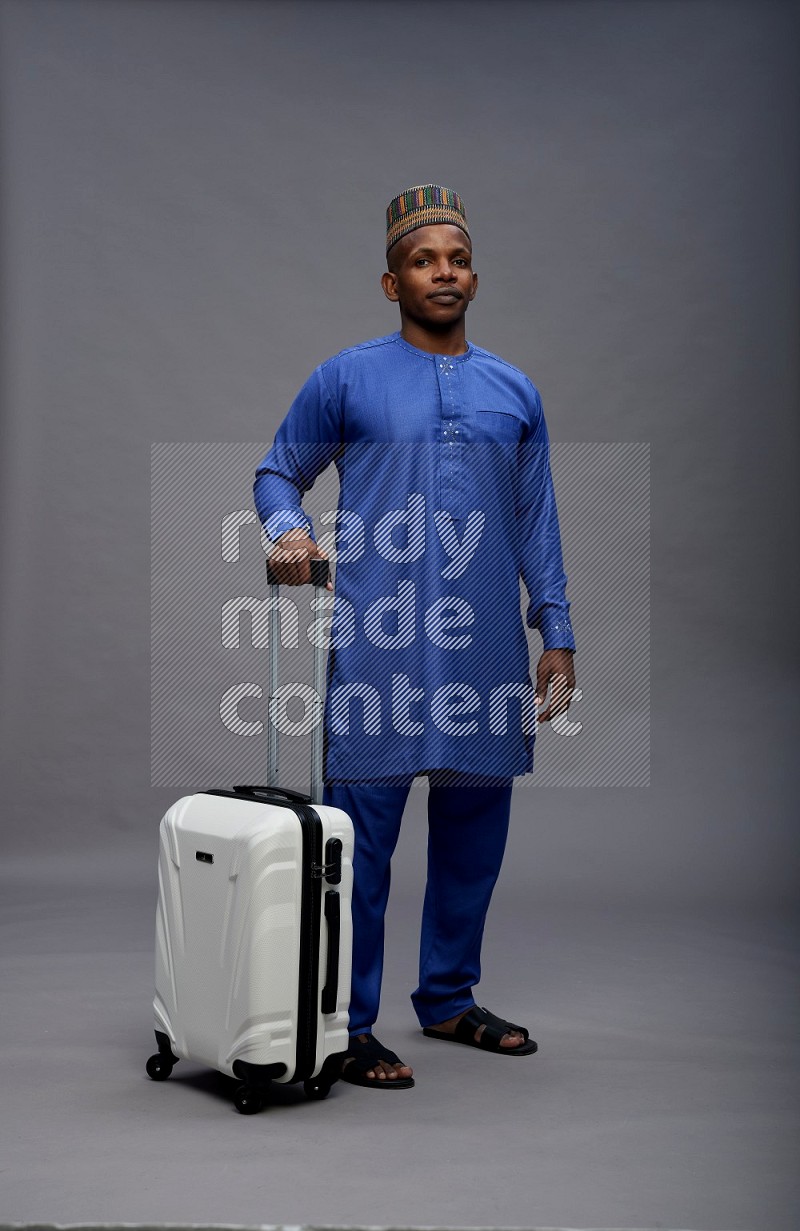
[254,185,575,1089]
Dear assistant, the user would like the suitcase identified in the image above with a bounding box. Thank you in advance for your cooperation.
[146,558,354,1114]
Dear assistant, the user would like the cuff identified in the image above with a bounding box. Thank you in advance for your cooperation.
[538,615,576,653]
[263,510,314,543]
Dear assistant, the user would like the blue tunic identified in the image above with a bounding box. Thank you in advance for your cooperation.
[254,332,575,781]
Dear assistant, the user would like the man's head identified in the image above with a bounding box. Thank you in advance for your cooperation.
[382,185,477,331]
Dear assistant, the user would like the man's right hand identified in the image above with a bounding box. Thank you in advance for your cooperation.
[268,528,333,590]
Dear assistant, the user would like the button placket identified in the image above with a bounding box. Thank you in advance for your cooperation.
[437,357,461,516]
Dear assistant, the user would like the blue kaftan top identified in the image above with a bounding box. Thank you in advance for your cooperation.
[254,331,575,781]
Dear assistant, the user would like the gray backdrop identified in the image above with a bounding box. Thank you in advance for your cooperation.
[0,3,799,1229]
[1,0,797,906]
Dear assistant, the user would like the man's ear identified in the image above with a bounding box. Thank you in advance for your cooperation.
[381,271,400,302]
[469,271,478,302]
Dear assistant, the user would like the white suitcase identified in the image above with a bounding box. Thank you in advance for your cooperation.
[146,560,354,1114]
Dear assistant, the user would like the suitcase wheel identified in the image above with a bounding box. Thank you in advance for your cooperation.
[234,1084,264,1115]
[303,1078,331,1101]
[146,1053,174,1081]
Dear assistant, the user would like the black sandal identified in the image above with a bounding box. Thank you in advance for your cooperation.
[423,1005,538,1056]
[340,1033,415,1089]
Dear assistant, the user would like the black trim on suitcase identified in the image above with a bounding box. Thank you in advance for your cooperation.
[232,1057,288,1088]
[295,803,323,1082]
[321,890,341,1014]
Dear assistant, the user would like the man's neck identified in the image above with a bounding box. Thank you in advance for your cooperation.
[399,319,468,356]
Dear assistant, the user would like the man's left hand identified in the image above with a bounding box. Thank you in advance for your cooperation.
[535,649,576,722]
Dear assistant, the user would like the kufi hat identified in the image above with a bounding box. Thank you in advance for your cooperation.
[386,184,469,254]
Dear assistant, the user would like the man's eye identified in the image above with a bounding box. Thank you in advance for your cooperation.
[416,259,429,266]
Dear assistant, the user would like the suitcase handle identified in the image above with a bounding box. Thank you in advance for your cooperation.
[232,784,312,805]
[321,890,340,1015]
[264,554,330,801]
[265,555,330,587]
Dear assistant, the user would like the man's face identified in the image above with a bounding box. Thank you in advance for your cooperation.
[381,224,477,330]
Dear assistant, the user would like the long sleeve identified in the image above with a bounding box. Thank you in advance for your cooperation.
[517,385,576,652]
[254,365,344,542]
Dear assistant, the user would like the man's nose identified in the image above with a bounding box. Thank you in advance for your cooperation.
[432,262,456,281]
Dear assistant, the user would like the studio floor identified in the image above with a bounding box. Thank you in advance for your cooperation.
[2,842,798,1231]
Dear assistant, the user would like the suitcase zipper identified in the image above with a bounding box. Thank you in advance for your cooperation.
[294,803,323,1082]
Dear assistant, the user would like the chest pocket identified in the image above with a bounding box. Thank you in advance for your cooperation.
[475,408,525,444]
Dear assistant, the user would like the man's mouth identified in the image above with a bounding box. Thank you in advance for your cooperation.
[428,290,463,301]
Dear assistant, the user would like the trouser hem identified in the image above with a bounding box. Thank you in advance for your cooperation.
[348,1023,376,1038]
[413,995,477,1029]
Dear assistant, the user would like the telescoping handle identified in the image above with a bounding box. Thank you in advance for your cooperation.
[264,554,330,803]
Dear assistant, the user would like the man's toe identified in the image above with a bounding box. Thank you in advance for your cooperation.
[501,1030,524,1048]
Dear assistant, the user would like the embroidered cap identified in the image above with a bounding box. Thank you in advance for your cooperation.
[386,184,469,254]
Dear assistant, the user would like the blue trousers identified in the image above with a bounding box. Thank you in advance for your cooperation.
[323,770,513,1033]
